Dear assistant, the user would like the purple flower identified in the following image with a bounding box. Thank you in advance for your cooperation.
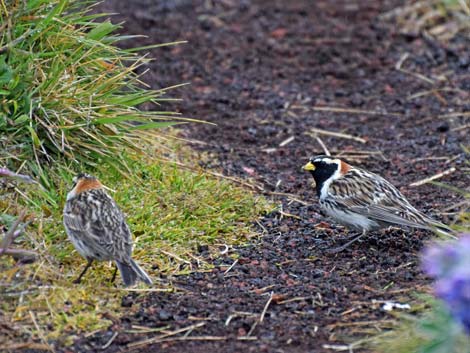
[422,234,470,334]
[421,243,460,278]
[435,275,470,334]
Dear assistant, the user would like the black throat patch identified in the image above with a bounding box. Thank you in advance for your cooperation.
[309,161,338,197]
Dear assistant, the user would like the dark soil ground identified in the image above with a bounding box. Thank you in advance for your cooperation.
[71,0,469,352]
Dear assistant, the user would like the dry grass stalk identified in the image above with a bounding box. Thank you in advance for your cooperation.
[315,136,331,156]
[279,136,295,147]
[127,322,206,349]
[409,167,456,187]
[259,291,274,323]
[312,106,402,117]
[223,259,239,275]
[308,128,367,144]
[156,157,265,192]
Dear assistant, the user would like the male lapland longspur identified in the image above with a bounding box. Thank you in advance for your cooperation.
[63,173,152,286]
[303,155,455,252]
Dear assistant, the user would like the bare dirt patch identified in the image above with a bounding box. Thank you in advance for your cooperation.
[65,0,469,352]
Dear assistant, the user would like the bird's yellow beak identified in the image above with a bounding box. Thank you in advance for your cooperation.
[303,161,315,171]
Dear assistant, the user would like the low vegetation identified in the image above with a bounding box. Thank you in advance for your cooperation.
[381,0,470,41]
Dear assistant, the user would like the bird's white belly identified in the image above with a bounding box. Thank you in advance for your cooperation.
[321,205,379,231]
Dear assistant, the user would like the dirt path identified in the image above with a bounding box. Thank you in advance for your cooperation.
[76,1,469,352]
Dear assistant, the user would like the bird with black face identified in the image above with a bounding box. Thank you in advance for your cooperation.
[63,173,152,286]
[302,155,455,252]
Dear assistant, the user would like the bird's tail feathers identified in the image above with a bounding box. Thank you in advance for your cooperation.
[130,259,153,285]
[116,259,153,287]
[426,219,457,240]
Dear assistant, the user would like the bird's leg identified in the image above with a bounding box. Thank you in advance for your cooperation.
[110,264,118,284]
[342,231,365,241]
[73,259,93,284]
[327,230,367,253]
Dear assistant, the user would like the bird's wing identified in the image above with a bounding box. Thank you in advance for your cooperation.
[92,196,134,259]
[63,210,87,232]
[350,203,456,239]
[350,204,431,229]
[328,168,431,229]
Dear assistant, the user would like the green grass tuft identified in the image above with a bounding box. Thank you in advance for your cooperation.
[0,0,195,186]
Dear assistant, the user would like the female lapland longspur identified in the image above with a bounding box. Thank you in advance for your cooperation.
[302,155,455,252]
[63,173,152,286]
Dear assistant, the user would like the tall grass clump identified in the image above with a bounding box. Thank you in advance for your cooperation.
[0,0,188,189]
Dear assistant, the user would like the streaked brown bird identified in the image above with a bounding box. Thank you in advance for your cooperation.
[63,173,152,286]
[303,155,455,252]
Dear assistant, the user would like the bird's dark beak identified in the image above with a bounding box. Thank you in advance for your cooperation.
[302,161,315,171]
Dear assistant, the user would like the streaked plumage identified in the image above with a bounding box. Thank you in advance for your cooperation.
[303,156,455,251]
[63,173,152,286]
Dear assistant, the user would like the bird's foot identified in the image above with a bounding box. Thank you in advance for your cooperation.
[326,232,367,253]
[109,266,118,284]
